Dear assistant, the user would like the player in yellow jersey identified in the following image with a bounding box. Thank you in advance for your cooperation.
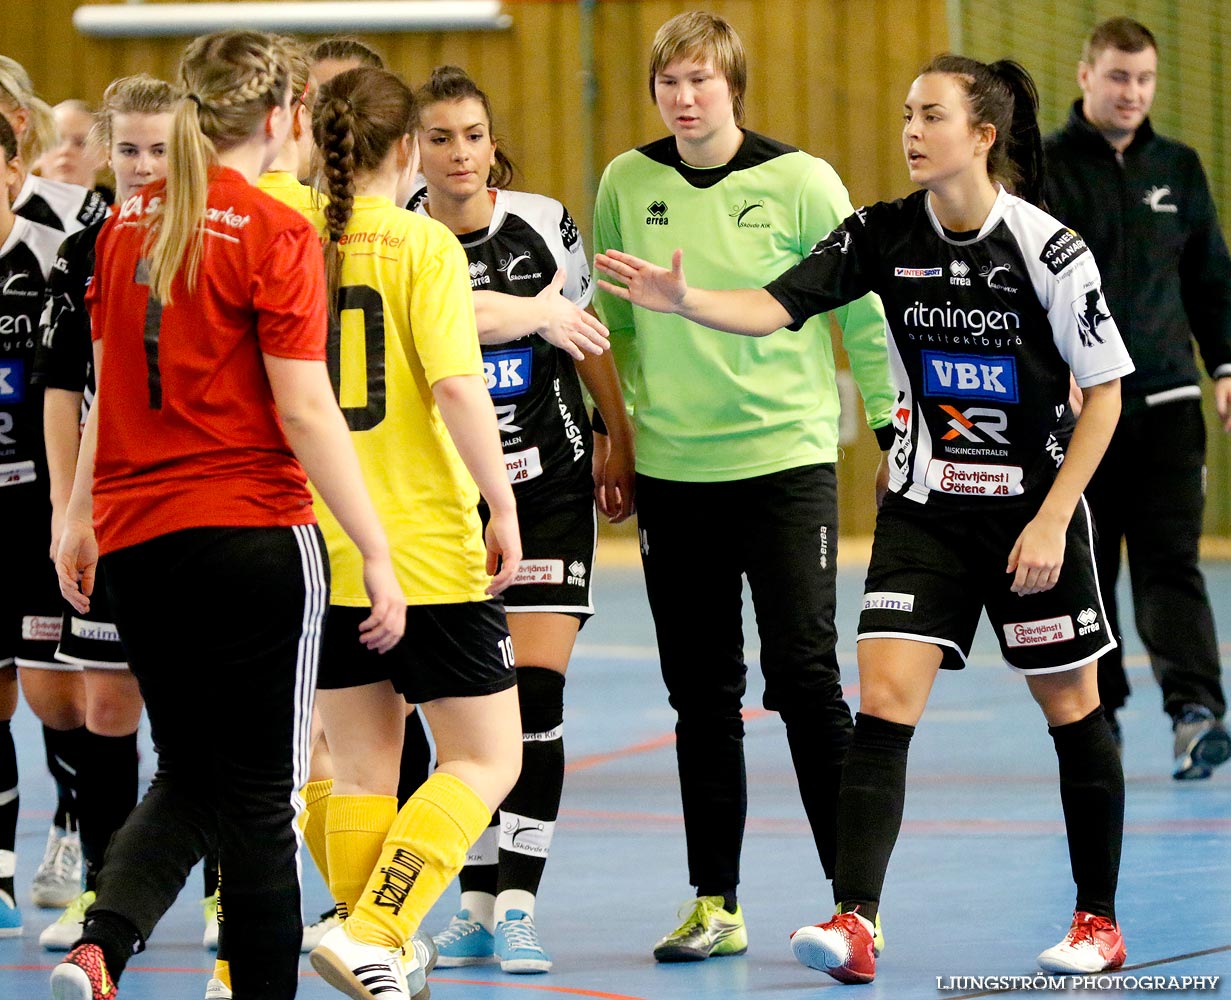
[257,36,326,231]
[305,66,523,1000]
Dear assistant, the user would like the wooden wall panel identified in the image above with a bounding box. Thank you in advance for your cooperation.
[5,0,946,537]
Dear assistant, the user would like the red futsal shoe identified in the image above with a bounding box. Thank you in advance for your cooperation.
[1037,911,1126,974]
[50,942,119,999]
[790,910,877,984]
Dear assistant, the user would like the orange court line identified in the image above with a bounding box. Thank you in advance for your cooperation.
[432,977,652,1000]
[565,688,857,774]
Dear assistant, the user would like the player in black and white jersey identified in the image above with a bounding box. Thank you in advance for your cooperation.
[597,55,1132,982]
[412,66,632,975]
[0,112,70,939]
[0,57,107,235]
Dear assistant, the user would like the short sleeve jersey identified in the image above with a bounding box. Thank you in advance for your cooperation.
[87,167,326,554]
[410,187,594,509]
[33,217,105,405]
[766,187,1135,505]
[257,171,328,236]
[1,217,62,488]
[14,173,108,235]
[315,194,490,606]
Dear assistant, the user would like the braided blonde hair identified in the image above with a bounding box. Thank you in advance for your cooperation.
[147,30,290,304]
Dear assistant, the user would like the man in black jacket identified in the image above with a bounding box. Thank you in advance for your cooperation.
[1043,16,1231,779]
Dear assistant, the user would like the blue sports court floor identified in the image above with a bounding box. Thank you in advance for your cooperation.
[3,535,1229,999]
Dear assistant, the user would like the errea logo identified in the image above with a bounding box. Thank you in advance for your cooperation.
[646,201,668,225]
[568,560,587,586]
[469,260,491,287]
[950,259,971,286]
[1077,608,1101,636]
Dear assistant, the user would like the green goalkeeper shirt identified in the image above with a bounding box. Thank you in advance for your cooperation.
[593,130,894,482]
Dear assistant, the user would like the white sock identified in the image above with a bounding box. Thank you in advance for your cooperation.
[495,888,536,924]
[459,890,495,933]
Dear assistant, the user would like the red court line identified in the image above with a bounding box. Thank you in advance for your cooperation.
[556,809,1231,836]
[565,685,858,774]
[432,977,651,999]
[0,965,652,1000]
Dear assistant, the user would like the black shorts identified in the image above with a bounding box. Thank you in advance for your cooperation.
[482,498,596,622]
[0,485,62,669]
[56,562,128,669]
[858,492,1115,673]
[316,598,517,703]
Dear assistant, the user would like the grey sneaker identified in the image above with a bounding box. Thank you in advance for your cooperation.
[1172,705,1231,780]
[652,896,747,962]
[31,827,82,909]
[402,929,435,999]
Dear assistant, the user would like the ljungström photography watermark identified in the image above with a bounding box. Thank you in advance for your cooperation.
[935,974,1221,992]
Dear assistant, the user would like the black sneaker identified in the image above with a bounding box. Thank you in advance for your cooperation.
[1172,704,1231,780]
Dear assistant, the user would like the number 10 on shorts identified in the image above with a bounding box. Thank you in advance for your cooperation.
[498,635,515,669]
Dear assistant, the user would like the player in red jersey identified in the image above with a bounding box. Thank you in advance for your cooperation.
[50,30,404,1000]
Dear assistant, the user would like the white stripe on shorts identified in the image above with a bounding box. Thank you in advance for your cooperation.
[291,524,328,799]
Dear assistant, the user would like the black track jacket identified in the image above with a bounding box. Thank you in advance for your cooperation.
[1043,100,1231,404]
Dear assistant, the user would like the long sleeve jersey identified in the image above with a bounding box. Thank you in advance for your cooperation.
[1043,102,1231,403]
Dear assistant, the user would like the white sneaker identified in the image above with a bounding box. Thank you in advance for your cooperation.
[301,906,342,952]
[32,827,83,909]
[40,890,95,951]
[204,977,233,999]
[310,923,411,999]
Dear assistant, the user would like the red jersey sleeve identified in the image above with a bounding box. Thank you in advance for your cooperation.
[253,222,328,360]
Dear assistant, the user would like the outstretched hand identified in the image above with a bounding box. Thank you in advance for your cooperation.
[535,268,611,360]
[594,248,688,314]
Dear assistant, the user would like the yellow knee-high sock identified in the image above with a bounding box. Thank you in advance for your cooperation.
[212,960,231,989]
[298,778,334,885]
[326,794,397,921]
[346,772,491,950]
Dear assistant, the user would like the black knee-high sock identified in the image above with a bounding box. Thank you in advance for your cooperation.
[395,708,432,808]
[832,713,915,923]
[0,719,17,899]
[77,731,139,892]
[80,909,144,981]
[44,724,88,832]
[458,816,499,897]
[1050,706,1123,922]
[497,667,565,901]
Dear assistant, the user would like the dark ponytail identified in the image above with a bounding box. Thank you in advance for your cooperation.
[988,60,1044,208]
[312,67,417,315]
[314,89,356,316]
[920,54,1045,207]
